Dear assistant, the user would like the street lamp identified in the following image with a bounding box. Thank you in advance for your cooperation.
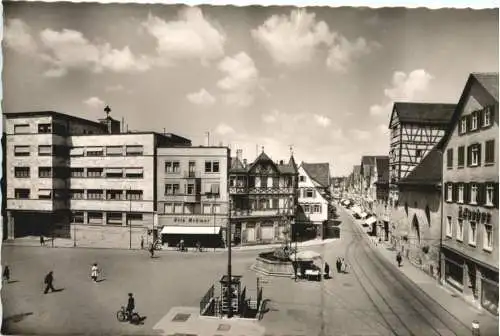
[227,199,233,318]
[129,187,132,250]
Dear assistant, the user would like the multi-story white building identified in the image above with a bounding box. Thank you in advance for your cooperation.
[4,110,190,248]
[297,162,330,238]
[440,73,498,315]
[156,146,230,248]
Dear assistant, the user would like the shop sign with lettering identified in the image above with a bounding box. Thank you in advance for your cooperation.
[458,206,491,224]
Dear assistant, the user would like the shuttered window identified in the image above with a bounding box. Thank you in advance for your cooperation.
[106,146,123,156]
[126,145,143,156]
[38,145,53,156]
[485,140,495,164]
[14,124,30,134]
[446,149,453,169]
[457,146,465,167]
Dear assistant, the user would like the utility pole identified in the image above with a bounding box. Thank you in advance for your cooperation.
[206,131,210,146]
[73,222,76,247]
[227,199,233,318]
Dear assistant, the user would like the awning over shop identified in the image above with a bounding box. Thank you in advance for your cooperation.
[365,217,377,226]
[106,168,123,174]
[70,147,84,156]
[351,206,362,214]
[160,226,221,235]
[38,189,52,197]
[125,168,143,175]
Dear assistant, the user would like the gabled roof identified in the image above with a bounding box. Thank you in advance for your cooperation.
[398,145,442,186]
[473,72,499,101]
[442,72,499,150]
[389,102,456,126]
[301,162,330,188]
[361,155,387,176]
[230,157,246,173]
[375,157,389,184]
[247,151,276,172]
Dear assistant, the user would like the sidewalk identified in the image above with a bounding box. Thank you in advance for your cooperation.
[342,206,499,335]
[3,236,339,252]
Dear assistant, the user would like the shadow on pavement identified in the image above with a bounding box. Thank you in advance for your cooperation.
[2,312,34,324]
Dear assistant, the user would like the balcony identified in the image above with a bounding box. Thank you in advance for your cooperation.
[229,186,295,195]
[231,208,293,218]
[164,194,201,202]
[183,171,201,179]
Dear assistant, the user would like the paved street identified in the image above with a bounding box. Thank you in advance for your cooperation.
[2,207,497,335]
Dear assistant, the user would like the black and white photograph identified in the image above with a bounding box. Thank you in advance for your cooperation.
[1,1,499,335]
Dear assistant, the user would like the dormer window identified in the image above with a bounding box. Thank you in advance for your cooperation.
[460,118,467,134]
[483,107,492,127]
[471,112,478,131]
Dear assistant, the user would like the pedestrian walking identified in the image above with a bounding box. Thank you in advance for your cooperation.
[91,263,99,282]
[40,235,45,246]
[336,257,342,273]
[324,262,330,279]
[396,252,402,267]
[140,236,144,250]
[149,244,155,258]
[3,266,10,283]
[43,271,56,294]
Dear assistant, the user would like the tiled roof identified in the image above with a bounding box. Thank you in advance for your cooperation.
[399,146,442,185]
[375,156,389,184]
[361,155,387,177]
[301,162,330,188]
[393,102,456,124]
[230,157,246,172]
[230,151,298,174]
[472,72,499,101]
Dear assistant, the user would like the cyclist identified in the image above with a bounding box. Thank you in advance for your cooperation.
[126,293,135,321]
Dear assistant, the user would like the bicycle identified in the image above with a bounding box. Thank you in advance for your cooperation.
[116,306,140,324]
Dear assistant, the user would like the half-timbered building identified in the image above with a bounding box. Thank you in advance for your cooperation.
[228,149,299,245]
[388,102,456,204]
[440,72,498,315]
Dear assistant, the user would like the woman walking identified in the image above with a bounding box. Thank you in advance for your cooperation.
[91,263,100,282]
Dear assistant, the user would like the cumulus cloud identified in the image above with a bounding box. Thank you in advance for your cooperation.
[369,69,434,117]
[214,123,235,135]
[4,19,37,54]
[4,19,151,77]
[252,9,333,66]
[326,37,379,73]
[39,28,150,77]
[186,88,216,106]
[252,9,377,71]
[217,52,259,107]
[83,96,105,109]
[143,7,225,66]
[314,114,331,127]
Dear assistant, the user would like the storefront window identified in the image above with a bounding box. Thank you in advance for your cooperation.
[445,259,464,291]
[481,279,499,315]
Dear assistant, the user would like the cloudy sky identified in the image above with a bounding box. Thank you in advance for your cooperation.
[2,3,498,175]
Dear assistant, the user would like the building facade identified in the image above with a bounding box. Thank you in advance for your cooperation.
[360,156,388,212]
[156,146,230,248]
[4,110,191,248]
[297,163,330,238]
[440,73,499,315]
[388,102,456,205]
[393,146,443,279]
[228,150,298,245]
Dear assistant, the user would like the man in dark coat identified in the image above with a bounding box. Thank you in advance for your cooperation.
[396,252,403,267]
[3,266,10,283]
[324,262,330,279]
[44,271,55,294]
[336,257,342,273]
[126,293,135,321]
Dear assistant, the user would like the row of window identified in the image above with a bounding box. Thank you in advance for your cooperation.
[458,106,493,135]
[301,203,323,214]
[14,145,69,157]
[70,145,144,157]
[71,212,144,225]
[445,216,493,251]
[13,123,68,136]
[13,167,144,179]
[165,160,220,174]
[299,188,318,198]
[444,182,498,207]
[164,183,220,196]
[164,203,223,215]
[446,140,495,169]
[14,188,144,200]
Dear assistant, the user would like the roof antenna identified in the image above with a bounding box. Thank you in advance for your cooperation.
[289,144,294,156]
[261,146,264,153]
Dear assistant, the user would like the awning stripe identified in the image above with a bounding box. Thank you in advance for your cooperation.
[38,190,52,197]
[161,226,221,235]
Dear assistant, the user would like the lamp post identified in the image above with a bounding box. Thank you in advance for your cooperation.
[73,222,76,247]
[129,187,132,250]
[227,199,233,318]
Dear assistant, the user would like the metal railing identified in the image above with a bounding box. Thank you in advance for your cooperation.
[199,284,215,315]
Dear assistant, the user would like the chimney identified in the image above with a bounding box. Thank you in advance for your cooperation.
[243,159,247,167]
[236,149,243,162]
